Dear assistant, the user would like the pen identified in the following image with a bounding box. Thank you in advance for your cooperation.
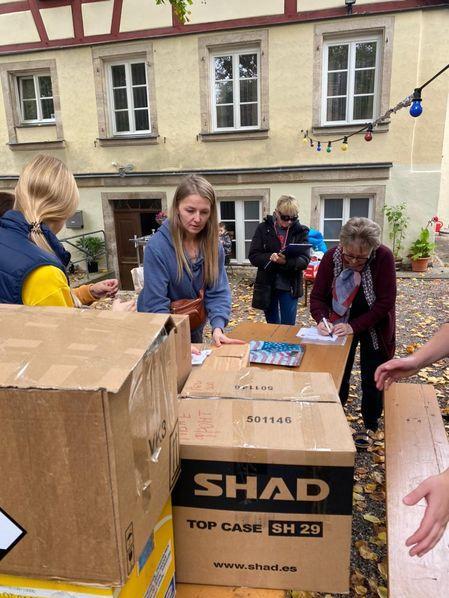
[322,317,335,339]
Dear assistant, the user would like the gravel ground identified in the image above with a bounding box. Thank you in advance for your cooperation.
[94,275,449,598]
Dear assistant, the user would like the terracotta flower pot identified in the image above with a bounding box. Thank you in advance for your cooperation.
[411,257,429,272]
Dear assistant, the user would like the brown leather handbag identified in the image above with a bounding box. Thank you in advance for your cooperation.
[170,289,206,331]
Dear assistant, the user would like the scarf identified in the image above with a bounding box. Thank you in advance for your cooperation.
[332,245,379,350]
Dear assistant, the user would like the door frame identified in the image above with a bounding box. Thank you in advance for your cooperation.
[101,191,167,287]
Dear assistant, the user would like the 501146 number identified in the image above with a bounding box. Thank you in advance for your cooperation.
[246,416,292,424]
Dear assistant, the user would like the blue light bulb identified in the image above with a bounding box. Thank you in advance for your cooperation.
[410,99,423,117]
[317,142,321,152]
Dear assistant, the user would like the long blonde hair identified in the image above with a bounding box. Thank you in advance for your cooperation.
[169,174,219,286]
[14,154,79,254]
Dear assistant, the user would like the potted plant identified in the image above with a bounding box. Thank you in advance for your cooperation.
[383,202,409,269]
[75,235,106,273]
[155,210,167,226]
[409,226,436,272]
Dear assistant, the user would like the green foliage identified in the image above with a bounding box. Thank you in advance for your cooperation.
[383,202,409,259]
[409,227,435,260]
[155,0,193,23]
[75,236,105,263]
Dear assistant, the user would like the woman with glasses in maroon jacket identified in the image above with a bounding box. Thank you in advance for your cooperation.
[310,217,396,449]
[249,195,310,325]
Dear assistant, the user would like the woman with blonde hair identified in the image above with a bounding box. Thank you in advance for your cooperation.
[0,154,132,310]
[310,217,396,448]
[249,194,310,325]
[138,174,243,348]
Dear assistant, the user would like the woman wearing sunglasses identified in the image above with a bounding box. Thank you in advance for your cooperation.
[310,217,396,449]
[249,195,310,325]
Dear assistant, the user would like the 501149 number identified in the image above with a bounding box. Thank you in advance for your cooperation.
[246,416,292,424]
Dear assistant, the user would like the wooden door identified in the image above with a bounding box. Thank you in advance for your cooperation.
[114,211,142,290]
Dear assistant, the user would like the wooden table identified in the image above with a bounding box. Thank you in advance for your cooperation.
[177,321,352,597]
[228,321,352,390]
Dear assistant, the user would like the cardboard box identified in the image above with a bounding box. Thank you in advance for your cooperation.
[191,344,250,372]
[0,306,181,586]
[174,370,355,593]
[0,499,176,597]
[171,314,192,392]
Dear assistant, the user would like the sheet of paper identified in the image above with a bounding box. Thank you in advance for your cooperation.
[296,326,346,345]
[191,349,212,365]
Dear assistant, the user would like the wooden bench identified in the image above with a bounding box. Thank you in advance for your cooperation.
[385,383,449,597]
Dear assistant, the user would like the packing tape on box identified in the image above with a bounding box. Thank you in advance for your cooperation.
[129,328,177,512]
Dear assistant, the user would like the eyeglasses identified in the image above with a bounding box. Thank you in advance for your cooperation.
[277,213,298,222]
[342,252,371,263]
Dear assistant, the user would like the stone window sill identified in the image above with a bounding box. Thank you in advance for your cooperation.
[8,139,65,151]
[311,121,390,136]
[16,123,56,129]
[97,135,159,147]
[199,129,269,142]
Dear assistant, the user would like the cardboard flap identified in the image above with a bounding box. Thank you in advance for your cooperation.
[0,306,172,392]
[181,368,339,403]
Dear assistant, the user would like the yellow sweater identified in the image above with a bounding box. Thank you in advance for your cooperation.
[22,265,96,307]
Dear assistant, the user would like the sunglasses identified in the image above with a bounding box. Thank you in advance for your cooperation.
[277,213,298,223]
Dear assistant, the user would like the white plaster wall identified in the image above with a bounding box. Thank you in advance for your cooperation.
[82,0,114,37]
[120,0,172,32]
[0,11,40,44]
[41,6,74,40]
[188,0,284,24]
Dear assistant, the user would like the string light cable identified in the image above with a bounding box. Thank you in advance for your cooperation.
[301,61,449,151]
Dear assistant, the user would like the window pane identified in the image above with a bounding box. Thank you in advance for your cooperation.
[353,95,373,120]
[111,64,126,87]
[113,88,128,110]
[328,45,348,70]
[354,69,375,94]
[41,98,54,119]
[326,240,339,250]
[115,111,130,132]
[215,81,233,104]
[350,198,370,218]
[327,71,347,96]
[327,97,346,121]
[240,103,257,127]
[245,240,252,259]
[131,63,146,86]
[355,42,377,68]
[324,220,342,239]
[239,53,257,78]
[38,76,52,98]
[244,201,259,220]
[23,100,37,120]
[215,56,232,80]
[240,79,257,102]
[220,201,235,220]
[133,86,148,108]
[216,105,234,128]
[21,78,35,99]
[135,110,149,131]
[245,221,258,239]
[324,199,343,218]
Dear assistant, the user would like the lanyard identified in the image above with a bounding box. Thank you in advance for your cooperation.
[274,223,289,250]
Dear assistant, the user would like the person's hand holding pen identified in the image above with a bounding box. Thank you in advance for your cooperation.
[270,252,286,265]
[317,317,335,338]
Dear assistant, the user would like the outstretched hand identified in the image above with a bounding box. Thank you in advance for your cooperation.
[111,298,136,312]
[90,278,119,299]
[374,356,420,390]
[212,328,246,348]
[403,468,449,557]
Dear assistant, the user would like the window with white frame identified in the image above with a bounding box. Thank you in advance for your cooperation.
[219,199,261,262]
[321,197,371,248]
[211,50,260,131]
[322,34,381,125]
[107,60,150,135]
[18,74,54,123]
